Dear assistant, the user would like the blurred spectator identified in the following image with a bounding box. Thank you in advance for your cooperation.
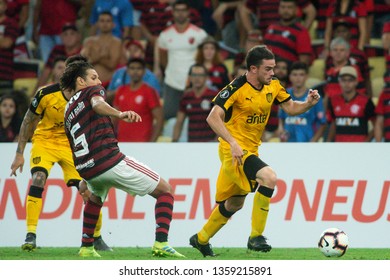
[277,61,327,142]
[34,23,82,93]
[172,64,217,142]
[113,58,163,142]
[187,0,217,35]
[326,20,372,97]
[323,37,366,103]
[263,0,314,66]
[107,39,161,104]
[212,0,246,51]
[374,85,390,142]
[374,23,390,142]
[194,36,231,91]
[313,0,330,39]
[238,0,316,37]
[383,22,390,86]
[233,29,263,74]
[0,93,21,142]
[140,0,202,69]
[33,0,80,63]
[81,11,122,88]
[371,0,390,39]
[156,0,208,120]
[0,0,19,93]
[126,0,144,39]
[5,0,29,31]
[326,66,376,142]
[89,0,133,39]
[323,0,367,56]
[49,55,66,84]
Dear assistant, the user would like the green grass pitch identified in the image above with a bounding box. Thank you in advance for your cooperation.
[0,247,388,260]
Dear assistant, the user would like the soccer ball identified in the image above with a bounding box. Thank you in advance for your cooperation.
[318,228,349,257]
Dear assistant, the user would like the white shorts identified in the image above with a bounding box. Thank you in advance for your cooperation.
[86,156,160,201]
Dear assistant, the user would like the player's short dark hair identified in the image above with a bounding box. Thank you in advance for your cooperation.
[188,63,208,75]
[289,61,309,73]
[245,45,275,70]
[126,57,146,68]
[60,59,94,92]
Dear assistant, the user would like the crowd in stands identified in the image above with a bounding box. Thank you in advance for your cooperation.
[1,0,390,143]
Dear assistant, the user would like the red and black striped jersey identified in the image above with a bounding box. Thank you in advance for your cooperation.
[179,87,218,142]
[0,17,19,81]
[375,87,390,142]
[64,85,125,179]
[264,22,313,65]
[327,93,376,142]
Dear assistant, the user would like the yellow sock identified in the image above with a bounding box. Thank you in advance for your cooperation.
[250,188,272,238]
[93,211,103,238]
[26,195,43,234]
[198,204,231,244]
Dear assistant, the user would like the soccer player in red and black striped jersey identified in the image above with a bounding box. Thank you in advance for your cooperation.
[61,56,184,258]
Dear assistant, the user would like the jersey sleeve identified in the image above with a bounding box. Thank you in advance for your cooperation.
[30,84,61,115]
[274,80,291,104]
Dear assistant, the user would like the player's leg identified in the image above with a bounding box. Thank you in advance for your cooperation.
[149,177,185,258]
[190,146,246,257]
[191,194,245,257]
[22,168,47,251]
[22,144,54,251]
[246,156,276,252]
[78,192,103,257]
[61,151,112,252]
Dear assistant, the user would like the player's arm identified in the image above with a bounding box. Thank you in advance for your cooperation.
[150,106,164,142]
[374,115,384,142]
[207,105,244,165]
[172,111,186,142]
[91,95,142,122]
[280,89,320,116]
[10,110,40,176]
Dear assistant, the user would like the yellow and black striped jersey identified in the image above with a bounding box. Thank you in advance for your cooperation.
[30,83,70,148]
[213,75,291,153]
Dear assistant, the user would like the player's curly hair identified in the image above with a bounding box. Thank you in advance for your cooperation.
[60,56,94,92]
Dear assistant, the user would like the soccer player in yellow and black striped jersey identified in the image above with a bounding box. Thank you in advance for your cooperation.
[190,45,321,256]
[10,57,111,252]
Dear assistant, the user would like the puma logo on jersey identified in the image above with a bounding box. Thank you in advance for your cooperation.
[53,106,60,112]
[246,97,253,102]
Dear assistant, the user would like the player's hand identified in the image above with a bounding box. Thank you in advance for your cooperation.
[230,141,244,166]
[119,111,142,123]
[10,153,24,176]
[307,89,320,105]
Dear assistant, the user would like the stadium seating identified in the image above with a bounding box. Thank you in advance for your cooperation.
[368,56,385,80]
[309,58,325,80]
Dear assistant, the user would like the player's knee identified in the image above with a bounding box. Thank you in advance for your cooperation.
[257,167,277,188]
[32,171,47,188]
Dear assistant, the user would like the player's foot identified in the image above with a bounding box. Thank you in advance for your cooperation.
[94,236,113,251]
[247,235,272,252]
[78,246,101,258]
[189,234,217,257]
[21,232,36,251]
[152,241,185,258]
